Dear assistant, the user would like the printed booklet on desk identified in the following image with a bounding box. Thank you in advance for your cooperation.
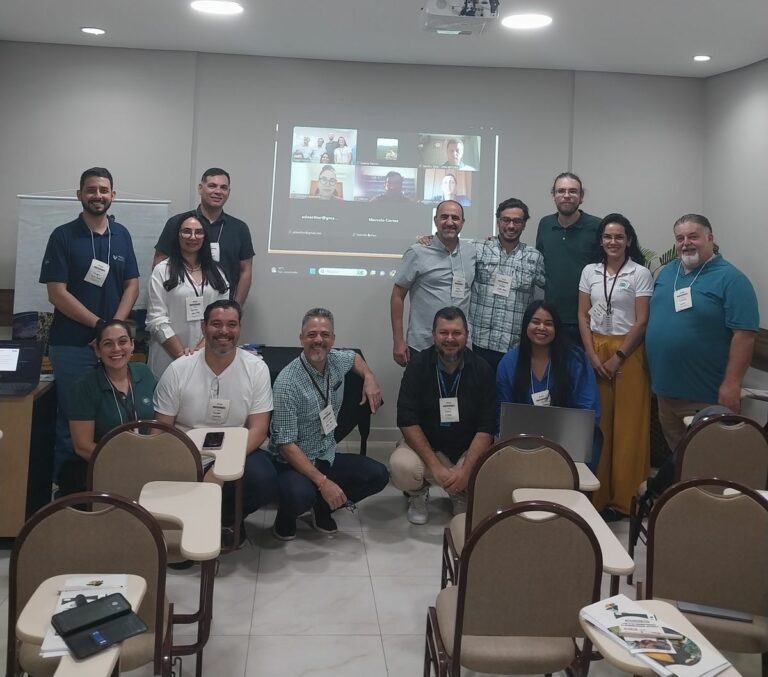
[40,575,128,658]
[581,594,731,677]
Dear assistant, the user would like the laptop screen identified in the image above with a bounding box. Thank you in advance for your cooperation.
[0,341,43,383]
[498,402,595,463]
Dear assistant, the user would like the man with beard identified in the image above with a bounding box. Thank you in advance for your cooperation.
[645,214,758,451]
[154,300,277,543]
[535,172,601,345]
[40,167,140,483]
[153,168,255,305]
[469,197,545,372]
[390,307,495,524]
[390,200,476,366]
[268,307,388,540]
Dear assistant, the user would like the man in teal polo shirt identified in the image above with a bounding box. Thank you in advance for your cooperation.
[535,172,601,345]
[646,214,759,452]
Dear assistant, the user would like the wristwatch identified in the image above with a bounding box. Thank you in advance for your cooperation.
[616,349,627,361]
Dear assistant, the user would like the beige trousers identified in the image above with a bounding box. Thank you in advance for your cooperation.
[656,395,713,453]
[389,441,467,494]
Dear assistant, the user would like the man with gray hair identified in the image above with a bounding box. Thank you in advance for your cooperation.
[645,214,759,452]
[269,307,389,540]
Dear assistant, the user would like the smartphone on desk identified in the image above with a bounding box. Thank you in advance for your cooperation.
[202,431,224,450]
[52,593,131,636]
[677,601,753,622]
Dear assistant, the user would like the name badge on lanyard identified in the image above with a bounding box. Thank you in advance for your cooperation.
[210,242,221,262]
[85,259,110,287]
[439,397,460,423]
[492,273,513,297]
[186,296,204,322]
[674,287,693,312]
[531,389,551,407]
[319,404,337,435]
[207,398,230,425]
[451,274,466,299]
[588,300,608,324]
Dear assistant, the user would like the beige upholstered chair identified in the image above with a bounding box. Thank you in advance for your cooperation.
[628,413,768,582]
[88,419,210,677]
[426,502,602,677]
[646,478,768,676]
[441,434,578,587]
[6,492,172,677]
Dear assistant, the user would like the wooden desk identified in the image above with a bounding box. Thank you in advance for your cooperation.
[185,427,248,481]
[0,380,56,537]
[139,481,222,561]
[579,599,741,676]
[17,574,146,677]
[513,488,635,594]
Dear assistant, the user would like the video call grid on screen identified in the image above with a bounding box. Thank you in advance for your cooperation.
[268,124,498,277]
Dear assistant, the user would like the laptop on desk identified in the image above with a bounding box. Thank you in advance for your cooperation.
[0,341,44,396]
[498,402,596,463]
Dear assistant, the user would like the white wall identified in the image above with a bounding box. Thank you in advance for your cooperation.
[0,41,709,440]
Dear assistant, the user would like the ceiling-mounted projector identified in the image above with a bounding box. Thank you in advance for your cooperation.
[422,0,500,35]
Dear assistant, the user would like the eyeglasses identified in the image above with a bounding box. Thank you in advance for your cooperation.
[318,177,338,186]
[180,229,205,239]
[602,234,627,242]
[498,217,526,226]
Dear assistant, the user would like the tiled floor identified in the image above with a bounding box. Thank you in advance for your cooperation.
[0,449,761,676]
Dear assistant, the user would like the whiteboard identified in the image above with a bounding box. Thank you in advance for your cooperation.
[14,195,170,314]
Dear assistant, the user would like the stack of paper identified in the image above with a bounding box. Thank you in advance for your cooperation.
[581,594,730,677]
[40,575,128,658]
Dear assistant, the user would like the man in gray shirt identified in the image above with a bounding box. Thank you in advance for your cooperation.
[390,200,476,366]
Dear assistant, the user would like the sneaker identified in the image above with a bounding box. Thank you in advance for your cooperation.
[272,511,297,541]
[407,489,429,525]
[221,523,247,550]
[449,493,468,516]
[311,501,338,535]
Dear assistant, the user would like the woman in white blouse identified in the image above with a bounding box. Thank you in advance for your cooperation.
[146,212,229,378]
[577,213,653,520]
[333,136,353,164]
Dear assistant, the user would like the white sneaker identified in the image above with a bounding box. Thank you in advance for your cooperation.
[407,489,429,525]
[449,493,468,516]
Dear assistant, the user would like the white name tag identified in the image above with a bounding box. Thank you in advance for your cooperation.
[674,287,693,312]
[84,259,110,287]
[207,398,230,425]
[531,389,551,407]
[492,273,513,297]
[319,403,337,435]
[439,396,460,423]
[451,274,466,299]
[186,296,204,322]
[588,301,608,324]
[210,242,221,262]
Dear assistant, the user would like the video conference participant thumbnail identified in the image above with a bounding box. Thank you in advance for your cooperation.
[423,169,472,207]
[418,134,480,171]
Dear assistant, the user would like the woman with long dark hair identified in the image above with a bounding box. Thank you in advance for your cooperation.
[577,213,653,519]
[496,300,601,469]
[146,212,229,378]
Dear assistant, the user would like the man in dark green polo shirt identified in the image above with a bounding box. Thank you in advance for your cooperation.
[535,172,601,345]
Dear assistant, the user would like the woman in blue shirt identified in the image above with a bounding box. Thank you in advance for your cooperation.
[496,300,602,471]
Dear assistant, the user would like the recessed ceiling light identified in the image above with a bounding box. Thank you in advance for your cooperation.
[191,0,244,15]
[693,55,711,62]
[501,13,553,29]
[81,27,106,36]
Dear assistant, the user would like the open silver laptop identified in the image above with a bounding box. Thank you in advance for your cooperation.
[498,402,596,463]
[0,341,43,396]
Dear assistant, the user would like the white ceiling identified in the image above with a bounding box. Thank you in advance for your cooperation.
[1,0,767,78]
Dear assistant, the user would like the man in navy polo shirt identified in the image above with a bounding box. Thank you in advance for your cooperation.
[153,168,255,305]
[39,167,140,482]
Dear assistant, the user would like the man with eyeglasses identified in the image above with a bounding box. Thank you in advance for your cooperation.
[535,172,601,345]
[269,307,388,540]
[469,198,545,371]
[153,168,255,306]
[40,167,140,485]
[154,299,277,547]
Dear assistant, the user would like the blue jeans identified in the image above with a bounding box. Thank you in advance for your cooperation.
[222,450,279,522]
[272,453,389,519]
[48,344,98,481]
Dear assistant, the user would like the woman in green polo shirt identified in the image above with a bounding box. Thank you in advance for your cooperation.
[58,319,157,496]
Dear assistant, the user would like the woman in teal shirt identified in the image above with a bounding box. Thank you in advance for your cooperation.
[58,319,157,495]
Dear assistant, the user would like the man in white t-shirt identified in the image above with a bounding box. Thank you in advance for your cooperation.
[154,299,277,542]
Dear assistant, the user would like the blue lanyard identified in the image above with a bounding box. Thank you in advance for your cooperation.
[436,365,462,398]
